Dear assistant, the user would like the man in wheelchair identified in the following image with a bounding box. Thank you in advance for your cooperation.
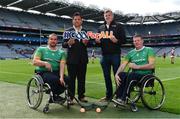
[115,34,155,105]
[33,33,67,103]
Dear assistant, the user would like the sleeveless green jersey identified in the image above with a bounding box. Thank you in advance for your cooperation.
[34,46,66,72]
[124,46,155,74]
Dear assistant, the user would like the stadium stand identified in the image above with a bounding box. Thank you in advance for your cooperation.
[0,44,20,59]
[0,0,180,59]
[0,43,38,59]
[125,22,180,36]
[0,8,99,31]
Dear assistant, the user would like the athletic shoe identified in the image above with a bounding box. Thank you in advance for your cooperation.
[114,98,126,106]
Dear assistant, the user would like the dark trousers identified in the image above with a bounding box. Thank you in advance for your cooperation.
[39,71,67,96]
[116,72,145,101]
[100,54,120,99]
[67,63,87,99]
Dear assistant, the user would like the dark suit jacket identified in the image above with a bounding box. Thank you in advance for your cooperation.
[62,27,88,65]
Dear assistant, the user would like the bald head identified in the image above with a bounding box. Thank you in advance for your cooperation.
[48,33,58,48]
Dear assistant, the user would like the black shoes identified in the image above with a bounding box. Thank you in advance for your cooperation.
[49,95,65,104]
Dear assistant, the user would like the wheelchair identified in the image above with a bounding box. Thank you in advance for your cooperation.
[112,70,165,112]
[26,74,71,113]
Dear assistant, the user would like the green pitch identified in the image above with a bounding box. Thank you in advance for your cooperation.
[0,57,180,115]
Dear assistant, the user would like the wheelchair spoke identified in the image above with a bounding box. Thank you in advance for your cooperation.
[143,89,153,102]
[141,76,165,110]
[30,89,38,102]
[27,77,44,109]
[154,95,158,106]
[30,89,39,97]
[154,82,160,91]
[30,90,36,97]
[129,81,141,103]
[32,95,37,105]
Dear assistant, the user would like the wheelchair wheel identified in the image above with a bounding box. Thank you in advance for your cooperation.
[43,106,49,113]
[26,75,43,109]
[141,76,165,110]
[129,80,141,103]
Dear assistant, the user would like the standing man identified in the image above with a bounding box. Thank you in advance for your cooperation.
[91,49,96,64]
[162,52,166,62]
[63,12,88,104]
[170,47,175,64]
[95,10,126,101]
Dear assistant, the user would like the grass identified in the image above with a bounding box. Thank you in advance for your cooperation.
[0,57,180,114]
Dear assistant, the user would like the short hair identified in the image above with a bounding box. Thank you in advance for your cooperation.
[72,12,82,19]
[104,9,113,14]
[104,9,114,18]
[133,34,143,39]
[48,33,57,39]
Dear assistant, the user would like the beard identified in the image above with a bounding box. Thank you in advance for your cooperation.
[49,43,56,48]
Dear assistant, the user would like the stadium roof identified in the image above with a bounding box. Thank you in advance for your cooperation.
[1,0,180,24]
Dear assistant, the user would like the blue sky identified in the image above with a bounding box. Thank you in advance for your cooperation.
[69,0,180,15]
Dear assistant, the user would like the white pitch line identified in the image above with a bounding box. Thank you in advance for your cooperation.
[0,71,32,76]
[162,77,180,82]
[86,76,180,85]
[86,81,105,85]
[0,71,179,84]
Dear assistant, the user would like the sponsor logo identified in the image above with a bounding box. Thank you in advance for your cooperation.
[63,31,113,39]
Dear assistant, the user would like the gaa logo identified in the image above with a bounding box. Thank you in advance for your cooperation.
[63,31,88,39]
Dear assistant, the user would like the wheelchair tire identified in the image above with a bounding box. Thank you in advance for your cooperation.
[141,76,165,110]
[26,75,43,109]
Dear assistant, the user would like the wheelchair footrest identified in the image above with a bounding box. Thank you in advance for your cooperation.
[112,99,127,107]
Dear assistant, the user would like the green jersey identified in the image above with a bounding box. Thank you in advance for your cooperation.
[34,46,66,72]
[124,46,155,75]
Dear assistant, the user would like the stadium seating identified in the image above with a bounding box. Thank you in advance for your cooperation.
[0,8,180,59]
[0,8,179,36]
[1,43,180,59]
[0,44,20,59]
[0,8,98,31]
[125,22,180,36]
[0,43,39,59]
